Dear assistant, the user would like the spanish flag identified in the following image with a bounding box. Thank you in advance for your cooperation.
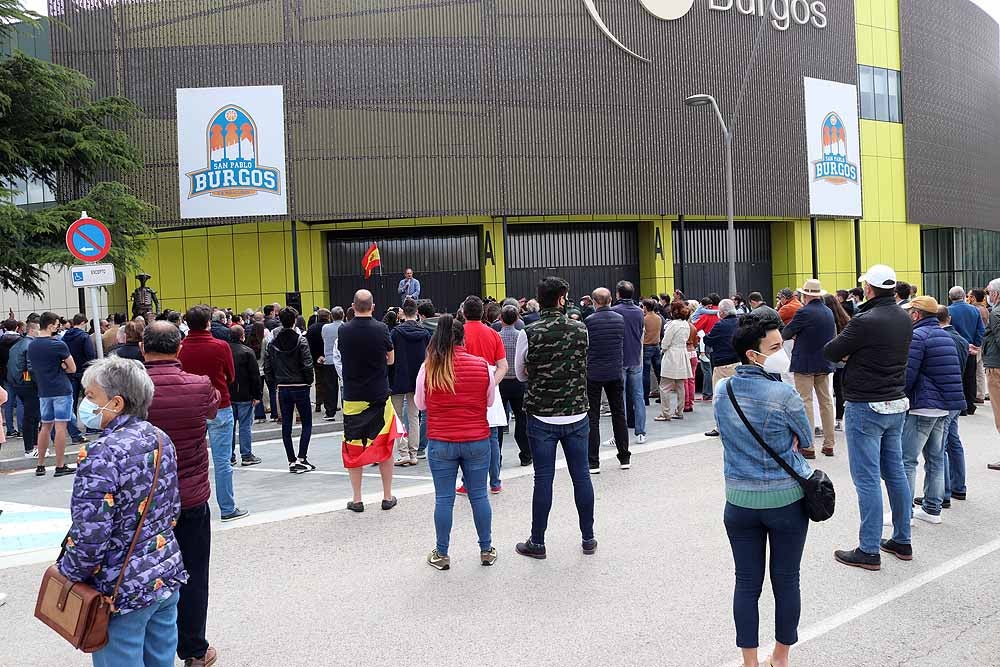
[341,399,404,468]
[362,242,381,279]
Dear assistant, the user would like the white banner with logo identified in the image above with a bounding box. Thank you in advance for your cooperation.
[176,86,288,219]
[803,77,863,217]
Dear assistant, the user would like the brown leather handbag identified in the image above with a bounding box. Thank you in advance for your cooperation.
[34,435,163,653]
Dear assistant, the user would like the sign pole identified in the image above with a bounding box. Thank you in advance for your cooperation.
[89,286,105,360]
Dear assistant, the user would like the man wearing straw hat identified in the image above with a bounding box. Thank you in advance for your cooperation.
[782,278,837,458]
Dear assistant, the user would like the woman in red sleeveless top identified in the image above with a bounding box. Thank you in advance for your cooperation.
[414,315,497,570]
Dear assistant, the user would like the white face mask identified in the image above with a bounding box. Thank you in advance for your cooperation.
[751,348,791,375]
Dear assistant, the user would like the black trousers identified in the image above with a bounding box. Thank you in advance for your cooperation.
[319,364,339,417]
[963,356,978,412]
[498,378,531,464]
[12,387,39,454]
[832,368,846,420]
[175,502,211,661]
[587,378,630,468]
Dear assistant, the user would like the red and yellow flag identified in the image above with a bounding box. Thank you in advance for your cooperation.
[341,399,404,468]
[362,242,381,279]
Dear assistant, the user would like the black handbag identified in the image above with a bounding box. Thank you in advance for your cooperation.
[725,381,835,522]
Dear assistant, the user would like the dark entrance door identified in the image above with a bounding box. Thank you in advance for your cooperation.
[672,222,772,300]
[326,227,480,314]
[506,223,641,301]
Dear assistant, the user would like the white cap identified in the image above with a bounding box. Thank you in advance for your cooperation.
[858,264,897,289]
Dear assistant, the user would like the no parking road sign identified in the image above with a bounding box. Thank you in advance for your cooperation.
[66,215,112,263]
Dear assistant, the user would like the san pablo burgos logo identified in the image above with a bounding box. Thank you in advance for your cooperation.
[584,0,828,62]
[187,105,281,200]
[812,112,858,185]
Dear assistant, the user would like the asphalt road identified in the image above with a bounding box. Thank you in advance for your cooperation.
[2,399,1000,666]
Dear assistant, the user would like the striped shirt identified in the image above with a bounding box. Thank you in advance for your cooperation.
[498,324,520,380]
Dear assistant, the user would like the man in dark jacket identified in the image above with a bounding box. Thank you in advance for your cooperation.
[825,265,913,571]
[62,314,96,445]
[781,280,836,457]
[0,319,22,438]
[937,306,969,505]
[143,321,221,667]
[264,307,315,473]
[611,281,646,444]
[209,310,231,342]
[305,309,331,414]
[228,325,262,467]
[6,322,40,456]
[389,299,431,466]
[702,299,741,437]
[584,287,629,473]
[901,297,966,525]
[946,286,985,414]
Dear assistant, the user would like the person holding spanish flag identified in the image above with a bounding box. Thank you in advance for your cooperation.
[331,289,400,512]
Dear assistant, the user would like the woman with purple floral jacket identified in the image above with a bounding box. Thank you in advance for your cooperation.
[58,356,187,667]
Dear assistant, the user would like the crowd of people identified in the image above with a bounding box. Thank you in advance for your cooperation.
[2,265,1000,667]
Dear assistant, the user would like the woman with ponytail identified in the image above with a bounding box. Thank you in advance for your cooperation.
[414,314,497,570]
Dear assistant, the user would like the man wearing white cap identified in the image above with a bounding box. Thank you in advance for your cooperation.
[781,279,837,458]
[824,265,914,571]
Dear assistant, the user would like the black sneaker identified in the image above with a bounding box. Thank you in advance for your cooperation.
[221,508,249,522]
[298,458,316,472]
[35,465,46,476]
[229,455,237,467]
[913,496,950,509]
[288,462,309,474]
[72,436,88,445]
[879,539,913,561]
[381,496,398,511]
[519,458,532,467]
[53,465,76,478]
[8,430,21,438]
[582,538,598,555]
[589,466,600,475]
[705,429,720,437]
[323,415,337,422]
[347,501,364,513]
[515,539,547,560]
[952,491,967,500]
[241,455,262,467]
[834,548,881,571]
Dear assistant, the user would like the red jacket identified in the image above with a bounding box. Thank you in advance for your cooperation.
[145,360,220,509]
[423,347,491,442]
[178,329,235,408]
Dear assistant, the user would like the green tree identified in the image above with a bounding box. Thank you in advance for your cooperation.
[0,5,153,298]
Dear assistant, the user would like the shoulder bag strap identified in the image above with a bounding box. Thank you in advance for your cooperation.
[725,381,806,484]
[107,431,163,610]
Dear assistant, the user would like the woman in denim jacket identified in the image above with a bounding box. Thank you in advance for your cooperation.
[714,315,813,667]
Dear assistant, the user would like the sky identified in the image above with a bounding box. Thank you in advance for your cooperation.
[16,0,1000,23]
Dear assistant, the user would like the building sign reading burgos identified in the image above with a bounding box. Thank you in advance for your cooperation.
[176,86,288,220]
[584,0,828,62]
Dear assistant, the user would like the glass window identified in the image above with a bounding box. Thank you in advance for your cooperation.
[858,65,875,120]
[873,67,890,122]
[887,69,901,123]
[12,177,27,206]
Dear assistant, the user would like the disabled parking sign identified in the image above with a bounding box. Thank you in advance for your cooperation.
[66,215,111,263]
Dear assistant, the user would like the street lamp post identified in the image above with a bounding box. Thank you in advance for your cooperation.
[685,94,737,298]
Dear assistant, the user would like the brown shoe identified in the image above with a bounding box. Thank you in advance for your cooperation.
[185,646,217,667]
[988,462,1000,471]
[801,448,816,459]
[822,446,835,457]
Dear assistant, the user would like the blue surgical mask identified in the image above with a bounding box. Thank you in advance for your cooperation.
[78,398,116,430]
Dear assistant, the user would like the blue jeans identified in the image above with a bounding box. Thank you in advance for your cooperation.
[232,402,254,458]
[489,427,501,489]
[67,376,82,439]
[724,500,809,648]
[943,410,966,500]
[2,382,23,432]
[92,591,179,667]
[642,344,661,402]
[278,386,313,461]
[700,358,713,399]
[844,402,911,554]
[527,415,594,545]
[427,438,492,555]
[623,365,646,436]
[206,407,236,516]
[901,412,946,515]
[410,409,428,453]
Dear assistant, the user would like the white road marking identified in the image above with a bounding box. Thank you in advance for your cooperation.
[240,467,432,481]
[722,535,1000,666]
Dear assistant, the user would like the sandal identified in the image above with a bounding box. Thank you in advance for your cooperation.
[654,415,670,422]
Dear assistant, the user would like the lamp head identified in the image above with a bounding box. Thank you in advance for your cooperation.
[684,94,714,107]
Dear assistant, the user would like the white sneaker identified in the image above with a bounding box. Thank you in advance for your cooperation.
[24,449,38,459]
[636,434,647,444]
[602,437,617,448]
[914,507,942,525]
[883,512,915,527]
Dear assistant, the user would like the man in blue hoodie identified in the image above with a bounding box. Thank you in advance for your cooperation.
[611,281,646,444]
[901,296,967,525]
[389,299,431,466]
[61,314,95,445]
[946,286,984,414]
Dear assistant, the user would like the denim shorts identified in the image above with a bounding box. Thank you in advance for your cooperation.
[39,395,74,423]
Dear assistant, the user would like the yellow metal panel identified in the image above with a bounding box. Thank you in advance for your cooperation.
[282,231,297,293]
[877,157,895,222]
[156,237,185,302]
[884,0,900,31]
[182,236,210,304]
[906,225,922,273]
[257,221,289,233]
[870,0,886,29]
[231,223,259,235]
[817,220,837,274]
[207,225,231,236]
[876,122,892,159]
[855,24,873,65]
[362,220,390,229]
[771,222,789,275]
[257,232,287,297]
[862,156,879,220]
[860,119,877,158]
[871,28,888,68]
[181,227,207,238]
[888,124,904,159]
[310,229,326,303]
[885,29,901,70]
[206,233,235,298]
[233,232,261,297]
[157,230,182,239]
[892,159,907,223]
[855,0,871,26]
